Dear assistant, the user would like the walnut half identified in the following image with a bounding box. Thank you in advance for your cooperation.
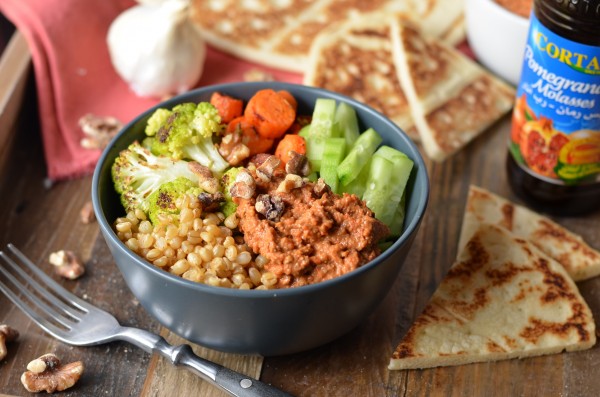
[21,353,84,393]
[49,250,85,280]
[0,324,19,361]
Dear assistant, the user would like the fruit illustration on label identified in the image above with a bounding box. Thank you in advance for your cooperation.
[555,131,600,183]
[511,94,536,146]
[517,117,569,178]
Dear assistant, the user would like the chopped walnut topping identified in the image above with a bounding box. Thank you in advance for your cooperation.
[218,130,251,165]
[78,114,122,150]
[188,162,219,193]
[255,194,285,222]
[49,250,85,280]
[198,192,225,212]
[0,324,19,361]
[248,153,272,167]
[21,353,84,393]
[277,174,305,193]
[285,151,311,176]
[256,155,281,183]
[243,68,275,82]
[79,201,95,224]
[230,169,257,200]
[313,178,330,197]
[231,182,255,200]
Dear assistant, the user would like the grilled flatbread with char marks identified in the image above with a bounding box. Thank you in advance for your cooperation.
[304,14,418,140]
[459,185,600,282]
[191,0,465,73]
[392,21,515,161]
[389,223,596,370]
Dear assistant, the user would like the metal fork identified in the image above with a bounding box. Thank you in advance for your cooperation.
[0,244,292,397]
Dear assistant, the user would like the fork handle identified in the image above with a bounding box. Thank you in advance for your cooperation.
[117,327,293,397]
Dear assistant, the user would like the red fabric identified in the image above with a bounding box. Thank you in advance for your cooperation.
[0,0,301,180]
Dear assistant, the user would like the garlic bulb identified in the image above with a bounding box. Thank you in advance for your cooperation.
[107,0,206,98]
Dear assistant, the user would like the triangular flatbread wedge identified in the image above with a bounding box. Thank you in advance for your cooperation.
[303,13,419,140]
[459,185,600,282]
[191,0,465,73]
[389,223,596,370]
[391,21,515,161]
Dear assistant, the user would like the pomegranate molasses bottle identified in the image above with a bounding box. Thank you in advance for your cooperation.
[506,0,600,215]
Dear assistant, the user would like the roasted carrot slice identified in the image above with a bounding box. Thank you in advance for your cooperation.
[210,92,244,124]
[227,116,274,156]
[274,134,306,165]
[244,89,296,139]
[277,90,298,112]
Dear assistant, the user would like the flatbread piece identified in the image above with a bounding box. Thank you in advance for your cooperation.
[459,185,600,282]
[389,223,596,370]
[191,0,466,73]
[303,13,419,140]
[392,21,515,161]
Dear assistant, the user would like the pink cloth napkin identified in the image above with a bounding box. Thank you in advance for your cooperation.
[0,0,301,181]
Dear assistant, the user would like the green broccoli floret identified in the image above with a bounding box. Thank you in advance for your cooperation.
[111,141,198,213]
[147,177,201,225]
[146,102,230,174]
[220,166,241,217]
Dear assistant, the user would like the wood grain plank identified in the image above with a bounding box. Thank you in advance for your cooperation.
[139,330,263,397]
[0,31,30,177]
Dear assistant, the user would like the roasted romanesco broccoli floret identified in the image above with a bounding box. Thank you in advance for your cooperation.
[111,141,199,213]
[144,102,230,173]
[146,177,201,225]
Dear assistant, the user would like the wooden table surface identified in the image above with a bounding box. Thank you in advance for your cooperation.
[1,76,599,397]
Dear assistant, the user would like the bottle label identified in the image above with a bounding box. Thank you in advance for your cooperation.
[510,13,600,185]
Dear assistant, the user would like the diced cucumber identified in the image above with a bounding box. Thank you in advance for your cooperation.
[361,155,394,220]
[372,145,413,228]
[309,98,337,138]
[388,190,407,237]
[298,123,311,136]
[320,137,346,193]
[337,128,383,186]
[303,98,337,171]
[333,102,360,149]
[340,158,370,198]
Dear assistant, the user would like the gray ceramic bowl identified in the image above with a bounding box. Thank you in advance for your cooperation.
[92,82,429,356]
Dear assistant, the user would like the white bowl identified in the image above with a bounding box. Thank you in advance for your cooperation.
[465,0,530,86]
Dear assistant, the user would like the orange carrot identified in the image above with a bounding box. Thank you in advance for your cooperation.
[277,90,297,112]
[244,89,296,139]
[210,92,243,124]
[274,134,306,165]
[227,116,274,156]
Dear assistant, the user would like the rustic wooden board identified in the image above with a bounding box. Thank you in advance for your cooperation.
[1,75,599,396]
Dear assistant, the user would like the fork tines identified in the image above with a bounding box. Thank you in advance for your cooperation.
[0,244,88,336]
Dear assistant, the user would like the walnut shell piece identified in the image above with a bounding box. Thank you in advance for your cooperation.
[0,324,19,361]
[21,353,84,393]
[48,250,85,280]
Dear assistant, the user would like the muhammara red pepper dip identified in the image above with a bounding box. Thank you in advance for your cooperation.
[232,154,390,288]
